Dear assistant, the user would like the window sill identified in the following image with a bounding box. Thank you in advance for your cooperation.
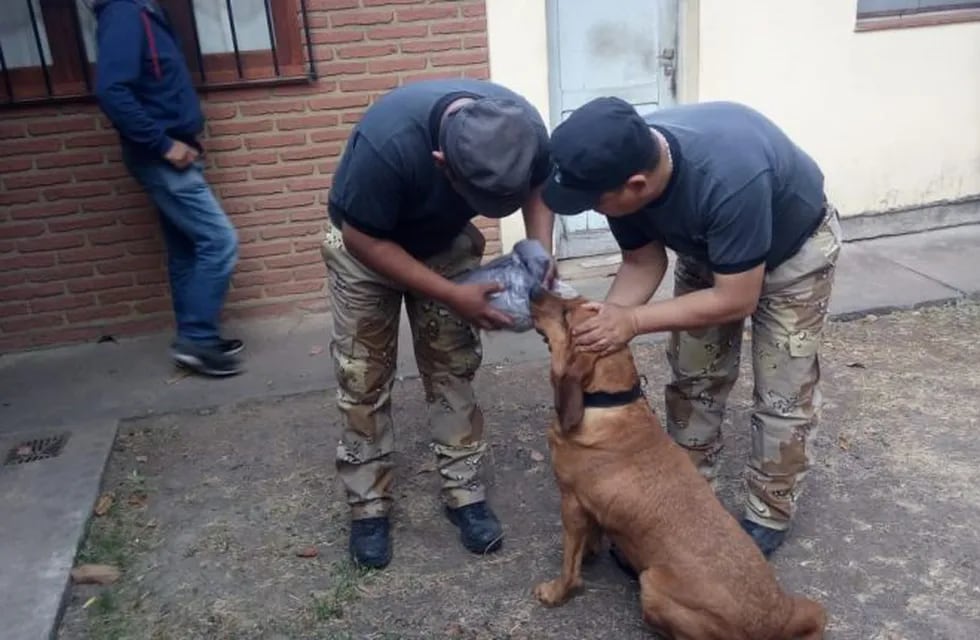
[855,8,980,32]
[196,73,317,94]
[2,74,316,110]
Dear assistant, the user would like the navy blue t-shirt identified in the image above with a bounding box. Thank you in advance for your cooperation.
[609,102,826,273]
[328,79,551,259]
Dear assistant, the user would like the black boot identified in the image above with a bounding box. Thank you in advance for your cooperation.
[445,501,504,555]
[349,517,391,569]
[740,518,789,558]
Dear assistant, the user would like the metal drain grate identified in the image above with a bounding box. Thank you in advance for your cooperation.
[4,433,70,466]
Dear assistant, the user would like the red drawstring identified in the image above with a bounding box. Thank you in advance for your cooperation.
[141,11,162,80]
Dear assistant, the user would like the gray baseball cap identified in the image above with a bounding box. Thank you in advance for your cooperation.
[439,97,542,218]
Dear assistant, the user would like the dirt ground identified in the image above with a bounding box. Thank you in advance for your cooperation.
[60,303,980,640]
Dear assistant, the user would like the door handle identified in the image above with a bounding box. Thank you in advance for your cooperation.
[658,47,675,77]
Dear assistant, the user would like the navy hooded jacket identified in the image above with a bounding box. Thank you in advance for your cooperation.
[93,0,203,157]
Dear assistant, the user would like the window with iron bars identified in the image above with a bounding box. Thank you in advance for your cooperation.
[0,0,317,107]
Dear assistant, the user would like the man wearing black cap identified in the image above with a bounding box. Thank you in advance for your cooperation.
[543,98,842,558]
[322,79,554,569]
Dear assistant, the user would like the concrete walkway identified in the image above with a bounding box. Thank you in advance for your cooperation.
[1,224,979,639]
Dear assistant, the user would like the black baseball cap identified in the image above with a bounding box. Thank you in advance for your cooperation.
[440,97,543,218]
[543,97,657,215]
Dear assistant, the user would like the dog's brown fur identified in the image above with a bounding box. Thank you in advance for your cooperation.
[530,290,826,640]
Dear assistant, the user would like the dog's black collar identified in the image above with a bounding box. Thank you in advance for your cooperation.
[582,382,645,408]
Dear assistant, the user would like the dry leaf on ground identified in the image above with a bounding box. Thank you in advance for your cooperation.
[71,564,121,585]
[296,545,319,558]
[93,493,114,517]
[127,493,148,508]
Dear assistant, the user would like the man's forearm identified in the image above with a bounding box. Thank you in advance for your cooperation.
[344,231,456,304]
[606,244,668,307]
[522,187,555,253]
[606,262,660,306]
[633,288,752,334]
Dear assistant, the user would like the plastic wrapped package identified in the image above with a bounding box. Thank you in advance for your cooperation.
[453,239,553,332]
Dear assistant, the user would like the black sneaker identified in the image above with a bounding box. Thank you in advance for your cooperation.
[740,518,789,558]
[218,337,244,356]
[171,342,243,377]
[445,501,504,555]
[349,517,391,569]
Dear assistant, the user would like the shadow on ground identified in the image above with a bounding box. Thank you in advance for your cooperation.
[60,304,980,640]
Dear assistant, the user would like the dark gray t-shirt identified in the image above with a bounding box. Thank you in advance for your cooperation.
[609,102,826,273]
[328,79,550,259]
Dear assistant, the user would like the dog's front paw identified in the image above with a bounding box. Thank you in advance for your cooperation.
[533,578,579,607]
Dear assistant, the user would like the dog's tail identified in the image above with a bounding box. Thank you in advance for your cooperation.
[781,596,826,639]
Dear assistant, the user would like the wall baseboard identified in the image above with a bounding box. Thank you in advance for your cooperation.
[841,196,980,242]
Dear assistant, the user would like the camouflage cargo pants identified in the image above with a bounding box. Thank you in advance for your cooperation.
[322,223,487,520]
[665,204,843,531]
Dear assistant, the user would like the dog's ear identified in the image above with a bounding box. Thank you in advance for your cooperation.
[555,350,596,432]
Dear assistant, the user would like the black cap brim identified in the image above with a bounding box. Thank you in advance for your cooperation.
[542,172,601,216]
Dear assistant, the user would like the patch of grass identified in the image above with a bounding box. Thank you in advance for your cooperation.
[84,589,129,640]
[93,589,117,617]
[125,468,148,490]
[76,515,139,639]
[79,467,155,567]
[77,521,130,568]
[310,562,374,622]
[75,465,158,639]
[311,595,343,622]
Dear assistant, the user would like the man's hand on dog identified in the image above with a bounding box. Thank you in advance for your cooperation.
[573,302,639,355]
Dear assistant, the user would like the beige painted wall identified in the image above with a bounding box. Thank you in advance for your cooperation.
[485,0,552,252]
[487,0,980,251]
[697,0,980,216]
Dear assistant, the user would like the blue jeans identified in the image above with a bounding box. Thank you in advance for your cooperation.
[122,148,238,347]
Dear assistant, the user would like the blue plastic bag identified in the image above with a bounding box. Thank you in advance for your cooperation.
[453,239,553,332]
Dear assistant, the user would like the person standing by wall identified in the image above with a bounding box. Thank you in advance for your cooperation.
[93,0,242,377]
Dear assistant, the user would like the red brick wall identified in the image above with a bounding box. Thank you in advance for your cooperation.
[0,0,495,353]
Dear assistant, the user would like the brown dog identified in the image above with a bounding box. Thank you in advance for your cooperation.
[530,288,826,640]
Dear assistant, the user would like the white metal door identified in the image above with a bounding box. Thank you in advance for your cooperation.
[548,0,678,259]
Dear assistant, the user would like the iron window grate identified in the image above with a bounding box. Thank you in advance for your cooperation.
[2,0,318,108]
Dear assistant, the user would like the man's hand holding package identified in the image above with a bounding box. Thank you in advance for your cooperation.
[452,238,554,333]
[448,281,513,330]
